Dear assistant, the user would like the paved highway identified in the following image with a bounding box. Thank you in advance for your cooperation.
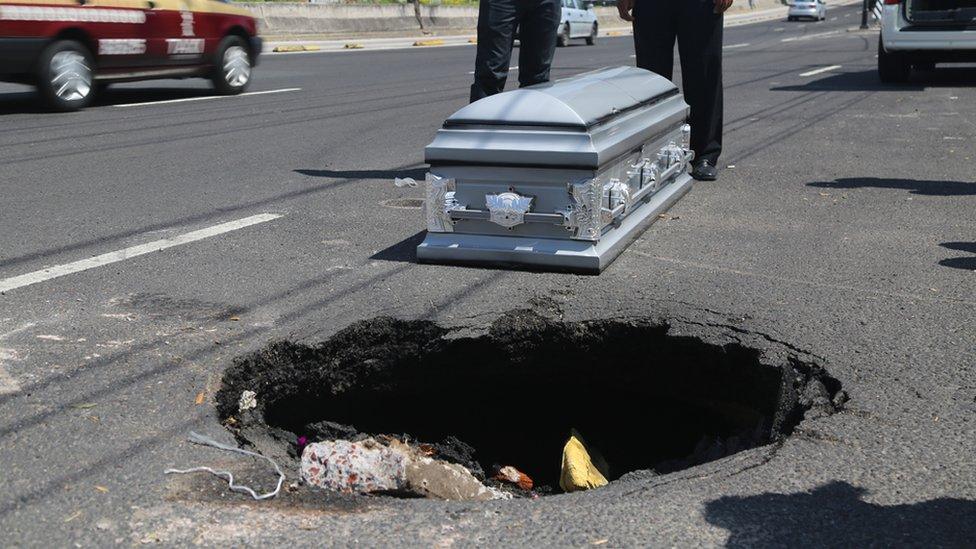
[1,4,974,545]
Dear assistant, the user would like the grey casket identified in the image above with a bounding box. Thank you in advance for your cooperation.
[416,66,694,274]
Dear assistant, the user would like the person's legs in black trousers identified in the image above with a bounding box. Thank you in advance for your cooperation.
[678,0,723,167]
[633,0,724,176]
[632,0,679,81]
[517,0,560,88]
[470,0,518,102]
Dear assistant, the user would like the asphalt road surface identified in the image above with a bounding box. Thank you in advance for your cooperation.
[2,4,974,545]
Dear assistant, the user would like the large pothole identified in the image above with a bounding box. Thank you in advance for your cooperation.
[217,311,844,495]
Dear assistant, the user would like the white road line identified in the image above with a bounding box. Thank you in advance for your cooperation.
[0,214,282,294]
[724,42,750,49]
[844,12,852,17]
[468,66,518,74]
[830,16,838,21]
[113,88,301,108]
[0,323,35,396]
[799,64,842,77]
[783,30,841,42]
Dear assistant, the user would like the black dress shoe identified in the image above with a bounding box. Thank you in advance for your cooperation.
[691,160,718,181]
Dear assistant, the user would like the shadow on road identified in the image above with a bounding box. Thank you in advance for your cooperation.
[808,177,976,196]
[771,68,976,92]
[704,481,976,547]
[370,230,425,263]
[295,167,427,181]
[939,242,976,271]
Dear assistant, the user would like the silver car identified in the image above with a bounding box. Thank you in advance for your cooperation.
[788,0,827,21]
[557,0,599,47]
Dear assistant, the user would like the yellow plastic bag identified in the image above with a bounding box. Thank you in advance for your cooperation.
[559,429,608,492]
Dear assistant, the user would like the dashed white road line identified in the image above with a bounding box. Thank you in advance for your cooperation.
[0,213,282,294]
[0,322,35,396]
[724,42,751,49]
[799,64,842,77]
[113,88,301,108]
[783,30,841,42]
[468,66,517,74]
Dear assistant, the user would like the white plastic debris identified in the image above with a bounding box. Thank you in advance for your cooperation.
[238,390,257,412]
[394,177,419,188]
[164,431,285,501]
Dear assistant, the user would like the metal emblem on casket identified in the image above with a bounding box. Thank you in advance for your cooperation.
[486,191,533,228]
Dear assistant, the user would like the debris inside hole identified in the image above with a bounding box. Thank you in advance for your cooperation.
[217,311,843,498]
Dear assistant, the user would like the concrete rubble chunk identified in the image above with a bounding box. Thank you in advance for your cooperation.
[301,439,408,493]
[301,438,510,500]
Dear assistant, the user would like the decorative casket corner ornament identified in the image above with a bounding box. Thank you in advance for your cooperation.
[415,66,695,274]
[486,191,534,228]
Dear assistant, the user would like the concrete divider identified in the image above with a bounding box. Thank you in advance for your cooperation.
[238,0,794,39]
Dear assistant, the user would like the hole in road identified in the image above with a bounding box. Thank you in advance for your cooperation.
[218,311,844,495]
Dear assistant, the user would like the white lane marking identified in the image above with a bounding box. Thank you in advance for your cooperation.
[467,66,518,75]
[799,64,842,77]
[782,30,841,42]
[0,214,282,294]
[0,322,35,396]
[724,42,750,49]
[113,88,301,108]
[829,16,838,21]
[844,12,851,17]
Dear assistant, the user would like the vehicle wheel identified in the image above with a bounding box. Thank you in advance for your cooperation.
[585,23,597,46]
[35,40,94,112]
[914,61,935,72]
[557,23,570,47]
[211,35,252,95]
[877,36,910,83]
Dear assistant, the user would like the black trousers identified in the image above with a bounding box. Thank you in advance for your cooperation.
[633,0,724,164]
[470,0,560,103]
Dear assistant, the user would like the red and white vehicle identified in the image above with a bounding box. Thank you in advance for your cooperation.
[0,0,261,110]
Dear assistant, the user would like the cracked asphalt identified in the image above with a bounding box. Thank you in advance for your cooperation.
[1,4,974,545]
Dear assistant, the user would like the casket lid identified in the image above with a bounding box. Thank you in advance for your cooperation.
[445,66,678,129]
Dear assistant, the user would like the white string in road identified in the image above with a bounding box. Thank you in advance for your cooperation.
[113,88,301,108]
[799,64,842,77]
[0,213,282,294]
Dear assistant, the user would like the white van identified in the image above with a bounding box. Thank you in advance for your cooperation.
[879,0,976,82]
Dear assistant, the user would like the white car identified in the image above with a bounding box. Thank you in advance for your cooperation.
[788,0,827,21]
[879,0,976,82]
[557,0,599,47]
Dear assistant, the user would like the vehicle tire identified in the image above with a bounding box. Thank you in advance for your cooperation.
[557,23,570,47]
[210,35,252,95]
[586,23,597,46]
[35,40,94,112]
[877,36,910,83]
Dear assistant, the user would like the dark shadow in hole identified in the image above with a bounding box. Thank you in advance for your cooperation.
[772,68,976,92]
[808,177,976,196]
[941,242,976,254]
[704,481,976,547]
[295,167,428,181]
[370,231,426,263]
